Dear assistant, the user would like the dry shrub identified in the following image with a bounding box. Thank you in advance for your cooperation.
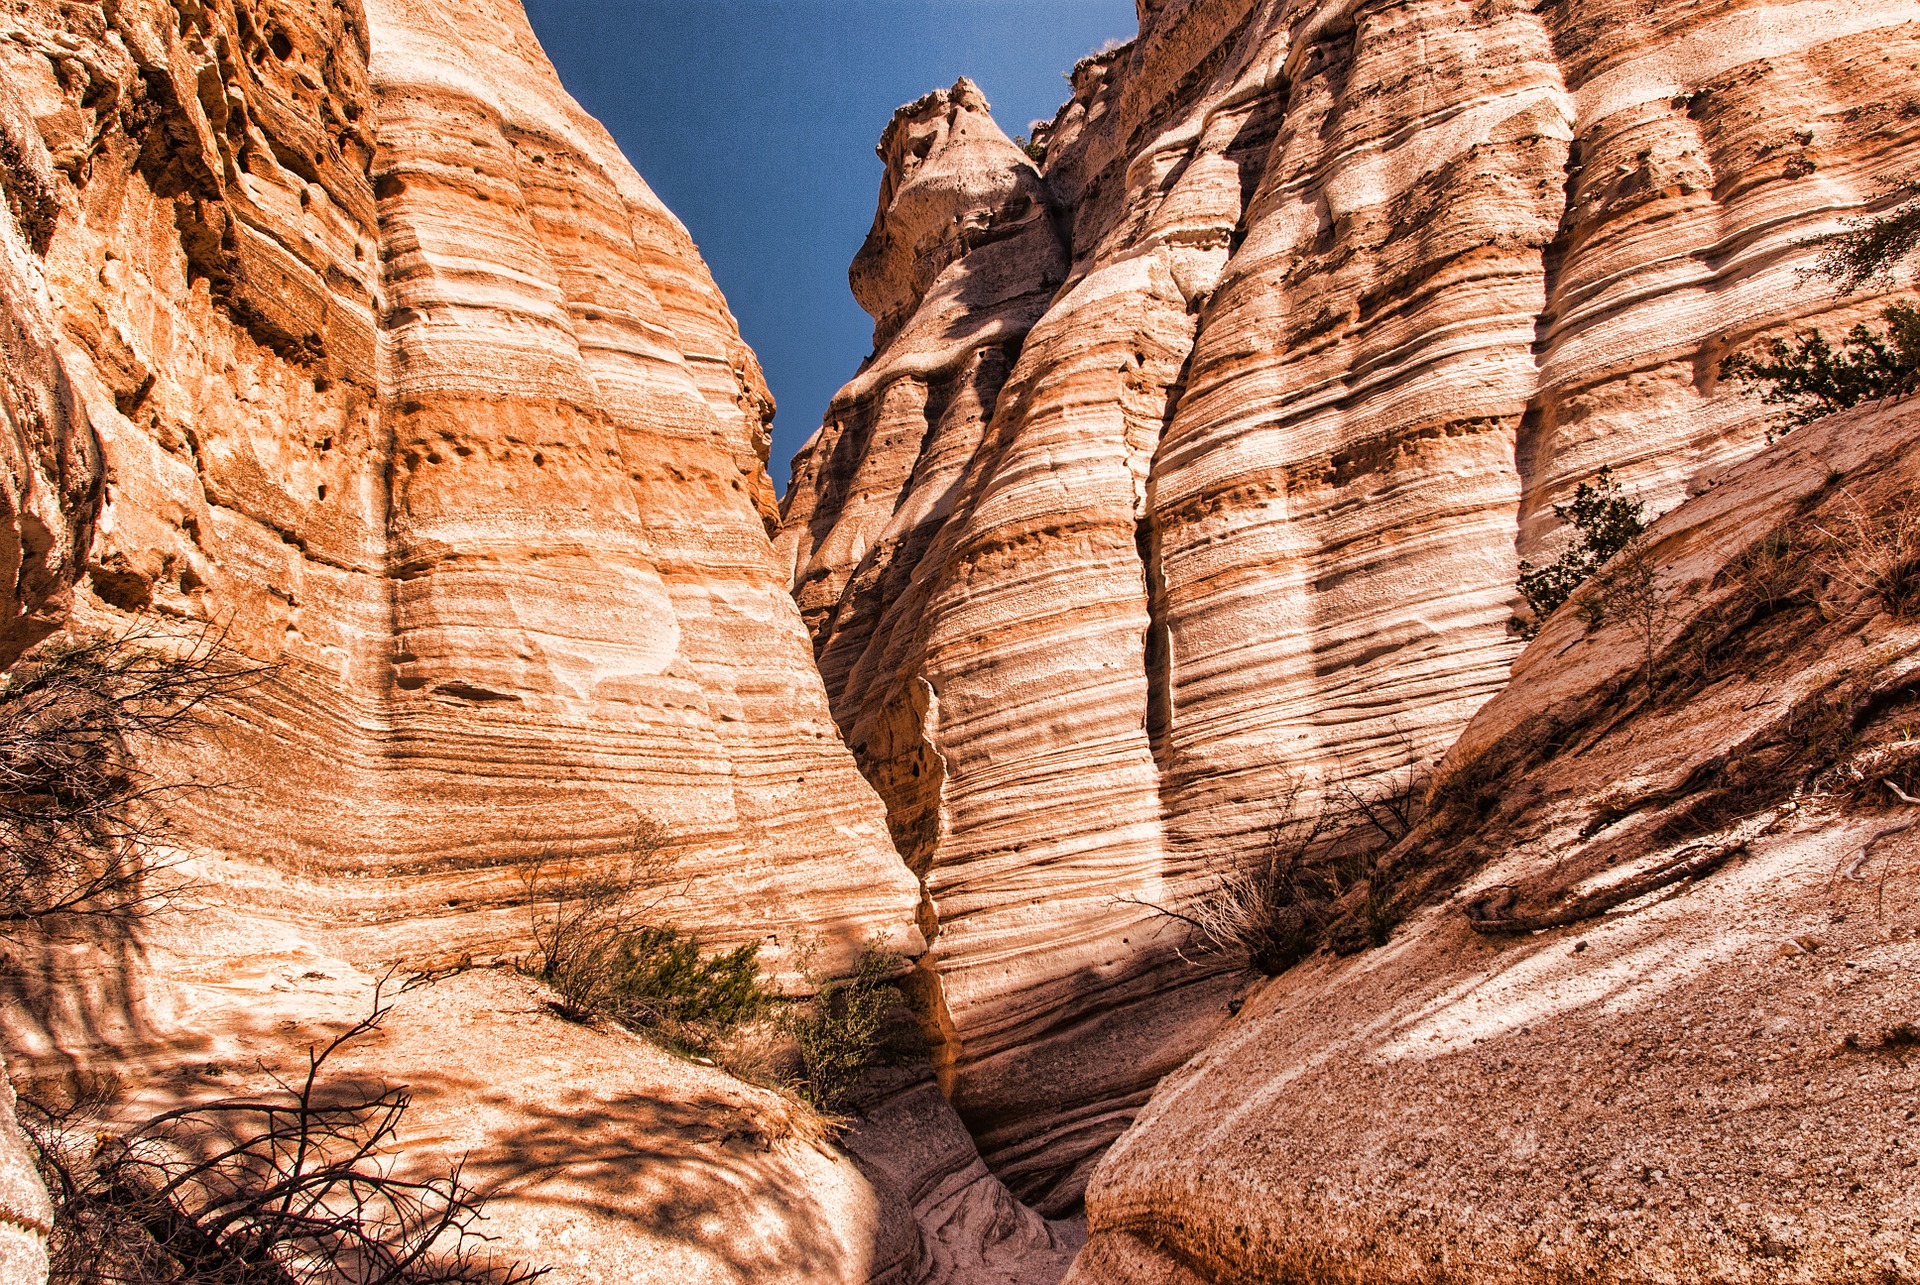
[1721,523,1812,614]
[782,947,902,1115]
[1580,537,1685,694]
[22,985,543,1285]
[1151,763,1429,976]
[0,623,267,929]
[1812,489,1920,619]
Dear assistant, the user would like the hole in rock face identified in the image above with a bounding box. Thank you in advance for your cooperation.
[90,567,153,612]
[434,682,521,704]
[316,484,328,500]
[269,30,293,59]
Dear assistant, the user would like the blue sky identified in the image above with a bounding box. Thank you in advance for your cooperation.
[519,1,1138,491]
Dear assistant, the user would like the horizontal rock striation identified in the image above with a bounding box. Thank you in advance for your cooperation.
[781,0,1920,1208]
[2,0,937,1276]
[1070,394,1920,1283]
[1,0,919,972]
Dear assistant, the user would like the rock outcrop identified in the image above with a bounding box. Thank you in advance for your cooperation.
[1,0,921,974]
[0,0,984,1277]
[1069,394,1920,1283]
[781,0,1920,1208]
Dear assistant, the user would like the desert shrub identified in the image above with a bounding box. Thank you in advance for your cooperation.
[0,624,264,929]
[519,824,770,1051]
[1812,174,1920,295]
[1150,766,1428,976]
[1722,523,1813,614]
[1578,536,1684,694]
[599,928,766,1035]
[1720,304,1920,429]
[22,988,544,1285]
[1813,489,1920,620]
[783,948,899,1115]
[1515,467,1646,637]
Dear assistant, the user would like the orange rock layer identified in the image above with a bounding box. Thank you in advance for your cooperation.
[1,0,920,970]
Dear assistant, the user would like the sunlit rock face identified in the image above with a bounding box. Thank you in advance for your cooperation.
[781,0,1920,1209]
[2,0,936,1275]
[1071,394,1920,1283]
[0,0,919,970]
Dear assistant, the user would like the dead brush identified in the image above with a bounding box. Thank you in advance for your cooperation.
[20,980,545,1285]
[1812,489,1920,619]
[1721,523,1813,614]
[0,621,269,929]
[1134,764,1428,976]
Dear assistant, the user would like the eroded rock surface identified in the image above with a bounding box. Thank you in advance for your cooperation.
[0,0,960,1276]
[781,0,1920,1207]
[1070,396,1920,1283]
[1,0,919,972]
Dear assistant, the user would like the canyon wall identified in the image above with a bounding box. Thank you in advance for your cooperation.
[1,0,920,977]
[0,0,953,1277]
[1070,392,1920,1283]
[781,0,1920,1208]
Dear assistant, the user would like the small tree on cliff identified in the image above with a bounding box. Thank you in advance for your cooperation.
[1515,468,1646,638]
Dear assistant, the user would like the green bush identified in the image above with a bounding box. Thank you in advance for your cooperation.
[1721,304,1920,429]
[1516,467,1646,637]
[783,949,898,1114]
[601,928,767,1034]
[1813,175,1920,295]
[520,828,771,1052]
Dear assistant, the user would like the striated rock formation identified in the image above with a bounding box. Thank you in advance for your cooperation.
[1,0,920,973]
[1069,395,1920,1283]
[0,0,1001,1277]
[781,0,1920,1207]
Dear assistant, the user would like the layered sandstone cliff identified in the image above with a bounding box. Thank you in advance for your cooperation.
[0,0,959,1276]
[1,0,920,971]
[1070,391,1920,1284]
[781,0,1920,1209]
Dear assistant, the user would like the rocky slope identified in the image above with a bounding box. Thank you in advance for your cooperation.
[1069,391,1920,1283]
[780,0,1920,1208]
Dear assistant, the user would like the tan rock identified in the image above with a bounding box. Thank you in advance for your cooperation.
[2,0,918,975]
[0,1056,52,1285]
[0,0,949,1276]
[1068,396,1920,1280]
[782,0,1920,1208]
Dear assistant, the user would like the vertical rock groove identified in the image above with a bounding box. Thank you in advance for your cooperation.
[782,0,1920,1210]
